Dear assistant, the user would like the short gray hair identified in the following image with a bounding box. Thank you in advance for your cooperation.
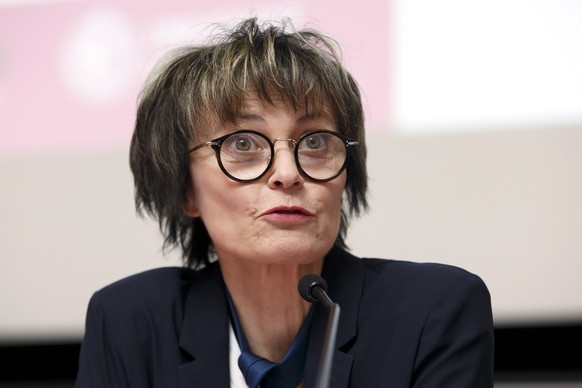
[130,17,368,268]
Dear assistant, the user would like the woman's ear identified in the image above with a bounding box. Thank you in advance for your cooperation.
[183,188,201,217]
[183,196,200,218]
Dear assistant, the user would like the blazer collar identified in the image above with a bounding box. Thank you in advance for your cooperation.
[304,246,364,388]
[178,262,231,388]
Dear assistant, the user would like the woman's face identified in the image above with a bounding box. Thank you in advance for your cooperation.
[186,98,346,267]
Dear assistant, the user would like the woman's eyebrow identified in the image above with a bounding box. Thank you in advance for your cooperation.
[296,113,330,123]
[235,112,332,125]
[236,114,265,123]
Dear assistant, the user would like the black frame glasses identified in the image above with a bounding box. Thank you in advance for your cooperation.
[188,129,359,183]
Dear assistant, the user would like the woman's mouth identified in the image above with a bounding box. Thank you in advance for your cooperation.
[260,206,313,219]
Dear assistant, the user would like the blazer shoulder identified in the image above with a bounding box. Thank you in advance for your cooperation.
[88,266,197,316]
[97,266,194,293]
[359,256,489,301]
[363,257,481,279]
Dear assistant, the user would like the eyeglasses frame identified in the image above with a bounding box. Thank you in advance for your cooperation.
[188,129,359,183]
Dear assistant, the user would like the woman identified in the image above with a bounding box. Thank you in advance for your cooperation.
[75,18,494,387]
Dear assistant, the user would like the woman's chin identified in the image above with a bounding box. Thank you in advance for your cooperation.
[254,241,331,266]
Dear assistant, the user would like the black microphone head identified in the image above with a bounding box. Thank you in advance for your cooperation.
[298,274,328,303]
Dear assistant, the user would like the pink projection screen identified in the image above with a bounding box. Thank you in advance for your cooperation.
[0,0,389,155]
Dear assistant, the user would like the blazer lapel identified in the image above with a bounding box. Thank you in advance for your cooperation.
[304,246,365,388]
[178,262,231,388]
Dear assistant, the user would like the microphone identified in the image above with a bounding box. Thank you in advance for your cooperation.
[298,274,341,388]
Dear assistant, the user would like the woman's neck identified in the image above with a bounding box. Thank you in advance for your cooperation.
[219,258,323,362]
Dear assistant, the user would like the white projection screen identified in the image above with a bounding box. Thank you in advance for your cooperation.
[1,0,581,342]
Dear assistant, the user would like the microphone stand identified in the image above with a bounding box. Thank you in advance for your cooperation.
[310,285,341,388]
[298,275,341,388]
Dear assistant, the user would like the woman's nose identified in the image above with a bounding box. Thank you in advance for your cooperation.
[267,141,304,189]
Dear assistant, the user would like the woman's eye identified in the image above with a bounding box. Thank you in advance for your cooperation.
[235,138,251,151]
[304,134,326,149]
[224,133,266,154]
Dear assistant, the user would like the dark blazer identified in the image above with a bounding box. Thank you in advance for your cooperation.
[75,246,494,387]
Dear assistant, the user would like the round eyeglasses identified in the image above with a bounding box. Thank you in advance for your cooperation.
[188,130,359,182]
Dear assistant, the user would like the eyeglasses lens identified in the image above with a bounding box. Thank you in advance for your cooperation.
[219,132,272,181]
[296,132,347,180]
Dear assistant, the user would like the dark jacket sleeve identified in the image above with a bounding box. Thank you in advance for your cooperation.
[412,271,494,387]
[75,291,129,388]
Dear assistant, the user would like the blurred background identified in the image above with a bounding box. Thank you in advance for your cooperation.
[1,0,581,386]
